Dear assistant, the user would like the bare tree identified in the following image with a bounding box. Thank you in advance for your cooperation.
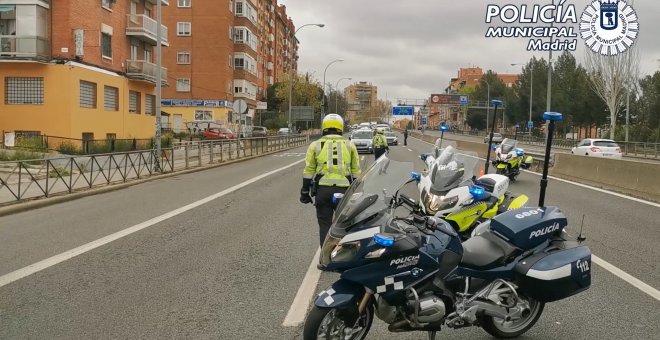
[584,47,640,139]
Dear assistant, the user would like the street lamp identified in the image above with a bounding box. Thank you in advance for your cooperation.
[484,99,503,174]
[512,63,534,138]
[287,23,324,131]
[334,77,352,114]
[321,59,344,122]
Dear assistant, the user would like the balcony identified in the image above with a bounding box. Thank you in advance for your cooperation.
[0,36,49,61]
[126,15,169,46]
[126,60,168,85]
[146,0,169,5]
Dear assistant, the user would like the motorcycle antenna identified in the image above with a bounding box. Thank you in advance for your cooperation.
[578,214,587,243]
[538,112,563,207]
[484,99,503,174]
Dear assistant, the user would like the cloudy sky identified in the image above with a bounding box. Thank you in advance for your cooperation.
[279,0,660,101]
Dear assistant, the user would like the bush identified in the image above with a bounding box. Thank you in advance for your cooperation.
[57,141,82,155]
[15,136,47,152]
[48,166,71,178]
[0,150,43,162]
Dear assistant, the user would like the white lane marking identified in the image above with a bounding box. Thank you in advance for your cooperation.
[407,148,413,152]
[592,255,660,302]
[0,159,306,288]
[360,156,365,161]
[282,248,322,327]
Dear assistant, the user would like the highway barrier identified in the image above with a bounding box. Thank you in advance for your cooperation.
[0,135,308,206]
[550,154,660,202]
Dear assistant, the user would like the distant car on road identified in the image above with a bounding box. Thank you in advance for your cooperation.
[252,126,268,137]
[484,133,503,144]
[203,127,236,140]
[571,139,622,159]
[350,129,374,154]
[277,128,292,135]
[385,131,398,145]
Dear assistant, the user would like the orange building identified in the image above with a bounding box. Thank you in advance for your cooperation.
[161,0,297,131]
[0,0,168,141]
[448,67,519,92]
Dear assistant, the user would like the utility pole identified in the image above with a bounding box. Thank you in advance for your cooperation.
[155,0,163,172]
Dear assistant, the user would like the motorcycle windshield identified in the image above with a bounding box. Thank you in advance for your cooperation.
[500,139,517,154]
[430,146,481,194]
[331,155,414,238]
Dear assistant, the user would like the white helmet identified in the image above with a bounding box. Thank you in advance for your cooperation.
[322,114,344,133]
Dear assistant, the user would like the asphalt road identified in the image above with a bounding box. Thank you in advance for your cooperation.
[0,133,658,339]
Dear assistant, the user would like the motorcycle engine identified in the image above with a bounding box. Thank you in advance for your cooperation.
[408,292,446,323]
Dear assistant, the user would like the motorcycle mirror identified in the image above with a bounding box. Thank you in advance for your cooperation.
[491,145,497,151]
[419,153,432,161]
[410,172,421,181]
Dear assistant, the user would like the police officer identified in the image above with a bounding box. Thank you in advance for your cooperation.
[300,114,361,247]
[372,128,389,160]
[403,127,409,146]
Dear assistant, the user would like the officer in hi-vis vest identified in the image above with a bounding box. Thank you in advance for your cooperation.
[300,114,361,247]
[372,127,389,160]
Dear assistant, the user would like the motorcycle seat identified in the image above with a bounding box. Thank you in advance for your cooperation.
[460,230,518,270]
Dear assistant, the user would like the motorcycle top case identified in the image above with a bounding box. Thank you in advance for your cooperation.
[514,244,592,302]
[490,206,567,250]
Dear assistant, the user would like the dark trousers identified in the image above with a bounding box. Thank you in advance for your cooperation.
[374,147,386,160]
[404,135,408,145]
[314,185,347,247]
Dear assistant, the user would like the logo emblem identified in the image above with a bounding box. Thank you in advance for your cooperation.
[579,0,639,56]
[432,95,440,103]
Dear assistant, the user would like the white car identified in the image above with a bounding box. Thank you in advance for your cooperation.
[350,129,374,154]
[571,139,622,159]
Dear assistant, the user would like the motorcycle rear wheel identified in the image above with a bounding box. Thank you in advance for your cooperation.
[478,296,544,339]
[303,304,374,340]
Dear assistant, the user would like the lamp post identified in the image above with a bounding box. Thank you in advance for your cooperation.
[539,112,563,207]
[287,23,324,132]
[334,77,351,114]
[155,0,163,172]
[477,79,491,133]
[484,99,503,174]
[512,63,534,138]
[321,59,344,124]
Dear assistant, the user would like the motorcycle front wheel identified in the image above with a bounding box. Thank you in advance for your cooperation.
[303,304,374,340]
[478,295,544,339]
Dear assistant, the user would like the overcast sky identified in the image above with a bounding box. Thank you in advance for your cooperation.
[279,0,660,101]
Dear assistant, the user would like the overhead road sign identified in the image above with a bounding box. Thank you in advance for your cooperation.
[392,106,414,116]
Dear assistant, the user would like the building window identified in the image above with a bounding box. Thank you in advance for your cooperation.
[101,0,113,9]
[4,77,44,105]
[176,78,191,92]
[82,133,94,141]
[104,86,119,111]
[194,110,213,121]
[80,81,97,108]
[106,133,116,140]
[144,45,152,62]
[234,57,245,69]
[178,0,191,7]
[177,22,191,36]
[101,33,112,58]
[129,90,141,113]
[145,94,156,115]
[177,51,191,64]
[235,1,243,14]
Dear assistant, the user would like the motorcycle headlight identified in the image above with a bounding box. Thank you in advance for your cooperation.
[330,241,361,263]
[422,190,459,215]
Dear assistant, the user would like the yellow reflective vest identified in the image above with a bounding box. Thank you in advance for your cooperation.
[303,135,361,187]
[372,134,388,148]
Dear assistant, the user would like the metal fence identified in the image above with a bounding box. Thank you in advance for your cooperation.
[0,135,308,205]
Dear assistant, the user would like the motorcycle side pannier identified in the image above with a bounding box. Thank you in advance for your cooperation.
[514,244,591,302]
[521,156,534,169]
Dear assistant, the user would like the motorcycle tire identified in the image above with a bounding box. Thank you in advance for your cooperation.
[303,304,374,340]
[478,296,545,339]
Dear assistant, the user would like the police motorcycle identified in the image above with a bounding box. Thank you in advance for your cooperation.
[303,154,592,340]
[303,113,591,340]
[418,145,529,238]
[492,138,534,181]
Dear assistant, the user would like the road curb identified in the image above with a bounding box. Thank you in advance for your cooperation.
[0,145,307,217]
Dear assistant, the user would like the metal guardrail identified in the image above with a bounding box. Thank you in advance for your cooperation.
[0,136,308,205]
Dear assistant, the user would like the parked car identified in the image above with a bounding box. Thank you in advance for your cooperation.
[252,126,268,137]
[203,127,236,140]
[277,128,292,135]
[483,133,503,144]
[571,139,622,158]
[385,131,398,145]
[350,129,374,154]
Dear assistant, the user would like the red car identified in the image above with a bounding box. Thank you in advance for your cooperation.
[203,127,236,140]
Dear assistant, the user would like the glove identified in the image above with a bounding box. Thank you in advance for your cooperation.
[300,189,313,204]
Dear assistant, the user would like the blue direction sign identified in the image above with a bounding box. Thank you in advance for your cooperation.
[421,117,427,125]
[527,120,534,129]
[459,95,469,105]
[392,106,414,116]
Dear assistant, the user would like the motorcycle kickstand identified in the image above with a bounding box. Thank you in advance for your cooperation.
[428,331,437,340]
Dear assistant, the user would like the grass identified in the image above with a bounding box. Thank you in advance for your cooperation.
[0,149,44,162]
[48,166,72,178]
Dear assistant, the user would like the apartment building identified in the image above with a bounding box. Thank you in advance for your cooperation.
[0,0,169,141]
[448,67,519,92]
[344,81,377,123]
[161,0,297,130]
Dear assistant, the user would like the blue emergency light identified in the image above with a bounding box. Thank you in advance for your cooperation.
[374,234,395,247]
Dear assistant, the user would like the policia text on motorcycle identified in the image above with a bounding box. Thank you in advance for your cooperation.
[372,128,389,160]
[300,114,361,247]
